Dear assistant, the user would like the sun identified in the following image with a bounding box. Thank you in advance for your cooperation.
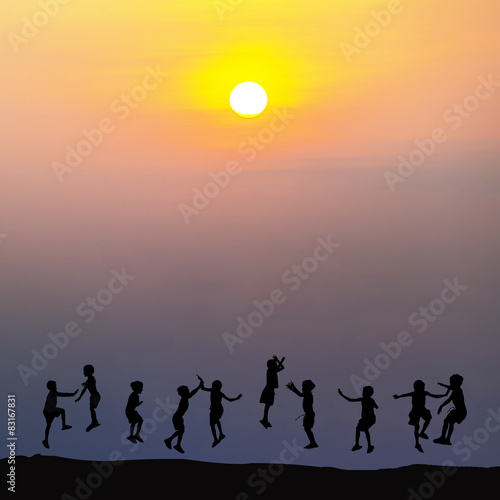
[230,82,267,118]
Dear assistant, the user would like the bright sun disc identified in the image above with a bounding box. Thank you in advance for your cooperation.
[230,82,267,117]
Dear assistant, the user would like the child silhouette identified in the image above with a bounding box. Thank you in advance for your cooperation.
[260,355,285,429]
[433,374,467,445]
[393,380,449,452]
[338,386,378,453]
[164,377,203,454]
[126,381,144,444]
[286,380,318,449]
[42,381,78,449]
[199,377,242,447]
[75,364,101,432]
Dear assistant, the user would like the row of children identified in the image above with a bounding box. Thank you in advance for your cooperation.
[42,359,467,456]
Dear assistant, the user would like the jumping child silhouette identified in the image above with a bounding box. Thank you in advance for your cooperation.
[75,364,101,432]
[42,381,78,449]
[199,376,242,447]
[260,355,285,429]
[164,377,203,454]
[393,380,449,452]
[286,380,318,449]
[126,381,144,444]
[433,374,467,445]
[338,386,378,453]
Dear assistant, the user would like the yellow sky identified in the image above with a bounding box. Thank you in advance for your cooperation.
[2,0,499,174]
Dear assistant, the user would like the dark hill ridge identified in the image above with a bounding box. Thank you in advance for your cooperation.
[4,455,498,499]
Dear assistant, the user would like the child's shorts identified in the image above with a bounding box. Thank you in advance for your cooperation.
[445,408,467,424]
[90,393,101,408]
[408,408,432,426]
[43,408,63,425]
[172,414,185,432]
[209,407,224,425]
[303,412,315,430]
[356,415,376,431]
[126,410,143,425]
[259,386,275,406]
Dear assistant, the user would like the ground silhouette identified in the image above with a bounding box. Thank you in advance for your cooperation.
[5,455,498,499]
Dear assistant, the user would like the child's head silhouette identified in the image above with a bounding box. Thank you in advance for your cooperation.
[413,380,425,391]
[177,385,189,397]
[131,381,143,393]
[47,380,57,391]
[362,386,374,397]
[302,380,315,391]
[212,380,222,391]
[267,359,276,368]
[449,374,463,388]
[83,365,95,376]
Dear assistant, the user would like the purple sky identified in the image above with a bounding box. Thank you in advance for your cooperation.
[2,164,500,472]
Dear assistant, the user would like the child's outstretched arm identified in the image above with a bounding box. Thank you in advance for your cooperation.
[58,390,78,398]
[286,382,302,397]
[197,375,210,392]
[337,388,360,402]
[427,390,449,399]
[188,380,204,398]
[393,392,412,399]
[75,382,88,402]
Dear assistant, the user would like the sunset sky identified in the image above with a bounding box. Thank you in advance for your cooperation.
[1,0,500,476]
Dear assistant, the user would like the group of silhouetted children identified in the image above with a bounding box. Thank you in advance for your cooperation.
[42,359,467,456]
[42,364,101,448]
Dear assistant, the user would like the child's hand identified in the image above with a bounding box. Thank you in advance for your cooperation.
[73,390,79,396]
[337,388,343,396]
[286,382,294,390]
[393,394,399,399]
[237,394,242,400]
[437,406,442,414]
[138,401,143,406]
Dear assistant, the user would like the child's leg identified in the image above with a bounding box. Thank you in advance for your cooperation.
[440,418,449,439]
[305,428,317,446]
[176,430,184,446]
[59,409,67,428]
[129,423,135,437]
[44,423,51,442]
[263,404,270,421]
[421,417,431,435]
[90,405,98,425]
[445,420,455,441]
[42,413,54,448]
[365,430,372,447]
[216,421,223,437]
[355,426,361,446]
[135,420,142,436]
[414,423,420,445]
[210,422,217,441]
